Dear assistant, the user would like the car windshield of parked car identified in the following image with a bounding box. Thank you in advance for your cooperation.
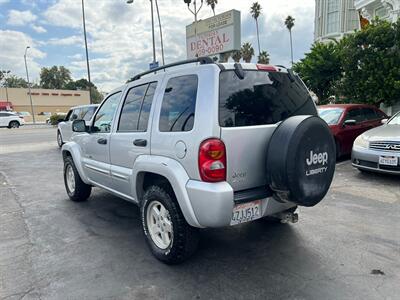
[318,108,344,125]
[388,112,400,125]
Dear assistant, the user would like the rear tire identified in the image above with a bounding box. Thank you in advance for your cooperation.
[8,121,19,129]
[63,156,91,202]
[141,185,199,264]
[57,131,64,148]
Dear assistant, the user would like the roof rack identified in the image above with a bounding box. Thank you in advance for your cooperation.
[129,56,214,82]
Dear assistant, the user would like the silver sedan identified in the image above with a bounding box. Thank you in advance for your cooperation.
[352,111,400,175]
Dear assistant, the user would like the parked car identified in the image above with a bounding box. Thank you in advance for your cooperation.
[17,111,31,117]
[352,111,400,175]
[318,104,388,158]
[0,111,25,128]
[57,104,99,147]
[61,58,336,264]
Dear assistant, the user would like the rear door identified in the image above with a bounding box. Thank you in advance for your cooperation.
[109,82,158,198]
[219,70,317,191]
[0,113,8,126]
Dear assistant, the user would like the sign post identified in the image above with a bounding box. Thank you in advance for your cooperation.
[186,10,241,59]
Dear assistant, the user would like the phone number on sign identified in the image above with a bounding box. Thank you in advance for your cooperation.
[196,44,224,56]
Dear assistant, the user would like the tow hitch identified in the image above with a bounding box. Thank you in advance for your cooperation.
[276,212,299,224]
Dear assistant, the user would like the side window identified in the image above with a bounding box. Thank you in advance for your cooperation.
[93,92,121,133]
[118,84,148,132]
[70,109,80,121]
[159,75,198,132]
[362,108,378,120]
[0,113,6,117]
[345,108,364,123]
[82,106,96,121]
[138,82,157,131]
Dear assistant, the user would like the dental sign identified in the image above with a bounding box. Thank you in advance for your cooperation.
[186,9,241,59]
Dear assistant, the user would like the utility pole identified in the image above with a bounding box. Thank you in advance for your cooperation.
[81,0,92,104]
[184,0,204,57]
[24,46,36,124]
[1,70,10,105]
[127,0,158,68]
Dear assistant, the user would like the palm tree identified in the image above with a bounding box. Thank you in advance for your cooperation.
[257,51,270,64]
[285,15,295,66]
[241,42,254,63]
[250,2,262,56]
[206,0,218,16]
[231,50,242,63]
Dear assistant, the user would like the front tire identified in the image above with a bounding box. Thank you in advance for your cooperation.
[57,131,64,148]
[63,156,91,202]
[8,121,20,129]
[141,185,199,264]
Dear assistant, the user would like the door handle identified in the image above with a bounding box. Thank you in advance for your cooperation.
[133,139,147,147]
[97,138,107,145]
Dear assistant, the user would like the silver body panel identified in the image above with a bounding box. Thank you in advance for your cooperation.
[62,63,299,228]
[352,124,400,174]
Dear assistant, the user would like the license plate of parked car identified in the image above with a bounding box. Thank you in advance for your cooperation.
[379,156,398,166]
[230,200,262,226]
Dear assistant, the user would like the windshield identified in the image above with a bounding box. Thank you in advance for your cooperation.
[318,108,344,125]
[388,112,400,125]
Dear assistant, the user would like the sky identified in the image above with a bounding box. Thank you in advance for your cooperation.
[0,0,316,92]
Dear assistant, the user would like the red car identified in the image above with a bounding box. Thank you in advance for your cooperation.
[318,104,388,158]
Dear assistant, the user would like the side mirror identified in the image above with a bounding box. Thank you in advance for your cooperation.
[381,119,388,124]
[343,119,356,127]
[72,119,88,132]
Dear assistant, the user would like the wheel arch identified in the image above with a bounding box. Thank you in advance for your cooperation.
[132,155,202,228]
[61,143,90,185]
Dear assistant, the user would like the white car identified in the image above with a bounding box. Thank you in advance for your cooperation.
[0,111,25,128]
[57,104,99,147]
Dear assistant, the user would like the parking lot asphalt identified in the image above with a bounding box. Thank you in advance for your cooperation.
[1,127,399,300]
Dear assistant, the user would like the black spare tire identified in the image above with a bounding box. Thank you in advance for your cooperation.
[266,115,336,207]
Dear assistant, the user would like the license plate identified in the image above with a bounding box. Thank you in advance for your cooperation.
[230,200,262,226]
[379,156,398,166]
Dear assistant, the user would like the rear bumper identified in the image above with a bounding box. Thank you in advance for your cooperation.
[186,180,295,228]
[351,146,400,175]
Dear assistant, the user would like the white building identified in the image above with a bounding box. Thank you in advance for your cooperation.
[355,0,400,22]
[314,0,361,42]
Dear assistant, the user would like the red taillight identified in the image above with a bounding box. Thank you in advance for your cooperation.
[198,138,226,182]
[256,64,277,72]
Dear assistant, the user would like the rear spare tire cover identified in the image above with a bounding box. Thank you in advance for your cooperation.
[266,115,336,207]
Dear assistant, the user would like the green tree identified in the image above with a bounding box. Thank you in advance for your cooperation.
[285,15,295,66]
[4,75,29,88]
[250,2,262,56]
[241,42,254,63]
[231,50,242,63]
[40,66,72,89]
[293,42,341,104]
[65,78,103,104]
[257,50,270,64]
[206,0,217,16]
[339,19,400,106]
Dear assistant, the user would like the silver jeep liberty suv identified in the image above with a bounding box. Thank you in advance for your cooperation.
[62,57,336,264]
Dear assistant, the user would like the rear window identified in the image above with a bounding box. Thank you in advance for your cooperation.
[219,70,317,127]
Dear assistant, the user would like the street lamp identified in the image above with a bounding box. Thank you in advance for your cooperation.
[81,0,92,104]
[24,46,36,124]
[184,0,203,56]
[127,0,165,67]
